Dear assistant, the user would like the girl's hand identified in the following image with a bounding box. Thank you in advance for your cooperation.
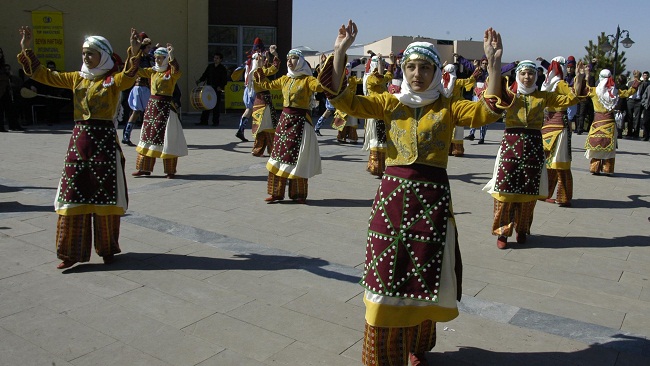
[167,43,174,58]
[334,19,357,53]
[19,26,32,52]
[130,28,140,50]
[483,27,502,65]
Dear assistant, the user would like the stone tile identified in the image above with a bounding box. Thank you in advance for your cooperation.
[71,341,173,366]
[282,292,365,329]
[526,264,642,299]
[0,326,73,366]
[620,312,650,338]
[465,265,560,296]
[261,267,362,303]
[204,270,307,306]
[65,300,223,366]
[227,300,363,354]
[183,312,293,362]
[555,285,650,316]
[265,341,359,366]
[0,236,56,269]
[109,286,218,329]
[0,306,116,362]
[118,268,253,312]
[0,218,47,237]
[195,349,266,366]
[475,285,626,330]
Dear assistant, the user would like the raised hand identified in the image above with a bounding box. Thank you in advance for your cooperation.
[334,19,357,53]
[19,26,32,52]
[167,43,174,59]
[483,27,502,64]
[130,28,141,50]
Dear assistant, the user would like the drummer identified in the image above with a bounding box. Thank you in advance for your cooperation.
[196,51,228,126]
[132,43,187,178]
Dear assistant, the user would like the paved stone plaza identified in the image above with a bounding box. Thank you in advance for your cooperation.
[1,113,649,365]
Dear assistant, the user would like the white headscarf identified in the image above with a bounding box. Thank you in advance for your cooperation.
[441,64,457,98]
[596,69,618,111]
[152,47,169,72]
[286,49,312,78]
[394,42,443,108]
[79,36,114,80]
[513,60,538,95]
[540,56,566,92]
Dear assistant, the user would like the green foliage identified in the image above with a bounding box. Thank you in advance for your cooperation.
[583,32,628,77]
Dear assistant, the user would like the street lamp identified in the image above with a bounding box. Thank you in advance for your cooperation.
[600,25,634,77]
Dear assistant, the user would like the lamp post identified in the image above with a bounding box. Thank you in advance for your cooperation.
[600,25,634,78]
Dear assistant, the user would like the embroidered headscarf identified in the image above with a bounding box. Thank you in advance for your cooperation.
[596,69,618,111]
[511,60,538,95]
[79,35,114,80]
[152,47,169,72]
[394,42,443,108]
[286,49,312,78]
[441,63,457,98]
[541,56,566,92]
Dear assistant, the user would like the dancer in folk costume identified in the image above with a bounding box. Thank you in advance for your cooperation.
[577,68,640,175]
[332,65,362,144]
[132,44,187,178]
[483,60,582,249]
[254,49,323,204]
[442,63,480,157]
[539,56,575,207]
[320,21,507,365]
[122,33,153,146]
[17,26,142,269]
[362,54,392,175]
[234,37,267,142]
[250,45,281,157]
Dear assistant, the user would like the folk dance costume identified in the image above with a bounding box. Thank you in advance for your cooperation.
[133,47,187,178]
[540,57,574,207]
[363,57,392,176]
[442,65,479,157]
[578,70,639,175]
[320,42,507,365]
[255,49,323,203]
[483,61,579,249]
[250,52,280,157]
[17,35,140,268]
[123,35,153,145]
[332,74,361,144]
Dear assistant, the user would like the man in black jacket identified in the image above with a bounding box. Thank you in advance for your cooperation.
[197,52,228,126]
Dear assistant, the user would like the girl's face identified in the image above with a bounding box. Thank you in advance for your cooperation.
[518,69,536,88]
[155,54,166,67]
[287,56,299,70]
[82,47,101,69]
[404,60,435,92]
[143,44,152,54]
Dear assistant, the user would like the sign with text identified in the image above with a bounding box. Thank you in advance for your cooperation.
[31,11,65,70]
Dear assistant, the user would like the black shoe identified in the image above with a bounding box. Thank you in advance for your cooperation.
[464,135,475,141]
[315,129,322,136]
[235,131,249,142]
[122,140,136,146]
[478,139,485,144]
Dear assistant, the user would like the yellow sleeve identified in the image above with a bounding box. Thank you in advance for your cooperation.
[545,81,579,109]
[29,66,77,90]
[328,87,392,120]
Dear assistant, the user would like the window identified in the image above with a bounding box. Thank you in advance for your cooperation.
[208,25,276,71]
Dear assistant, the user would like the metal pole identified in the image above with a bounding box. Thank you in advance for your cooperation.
[612,25,620,78]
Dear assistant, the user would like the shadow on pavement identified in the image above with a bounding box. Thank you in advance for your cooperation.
[0,201,52,213]
[569,194,650,209]
[516,233,649,249]
[428,334,650,365]
[63,252,361,284]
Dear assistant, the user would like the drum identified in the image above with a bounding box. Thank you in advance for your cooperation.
[190,85,217,110]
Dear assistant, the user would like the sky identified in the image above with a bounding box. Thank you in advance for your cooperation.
[292,0,650,73]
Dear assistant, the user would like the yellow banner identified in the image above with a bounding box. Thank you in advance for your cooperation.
[31,11,65,70]
[224,81,283,110]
